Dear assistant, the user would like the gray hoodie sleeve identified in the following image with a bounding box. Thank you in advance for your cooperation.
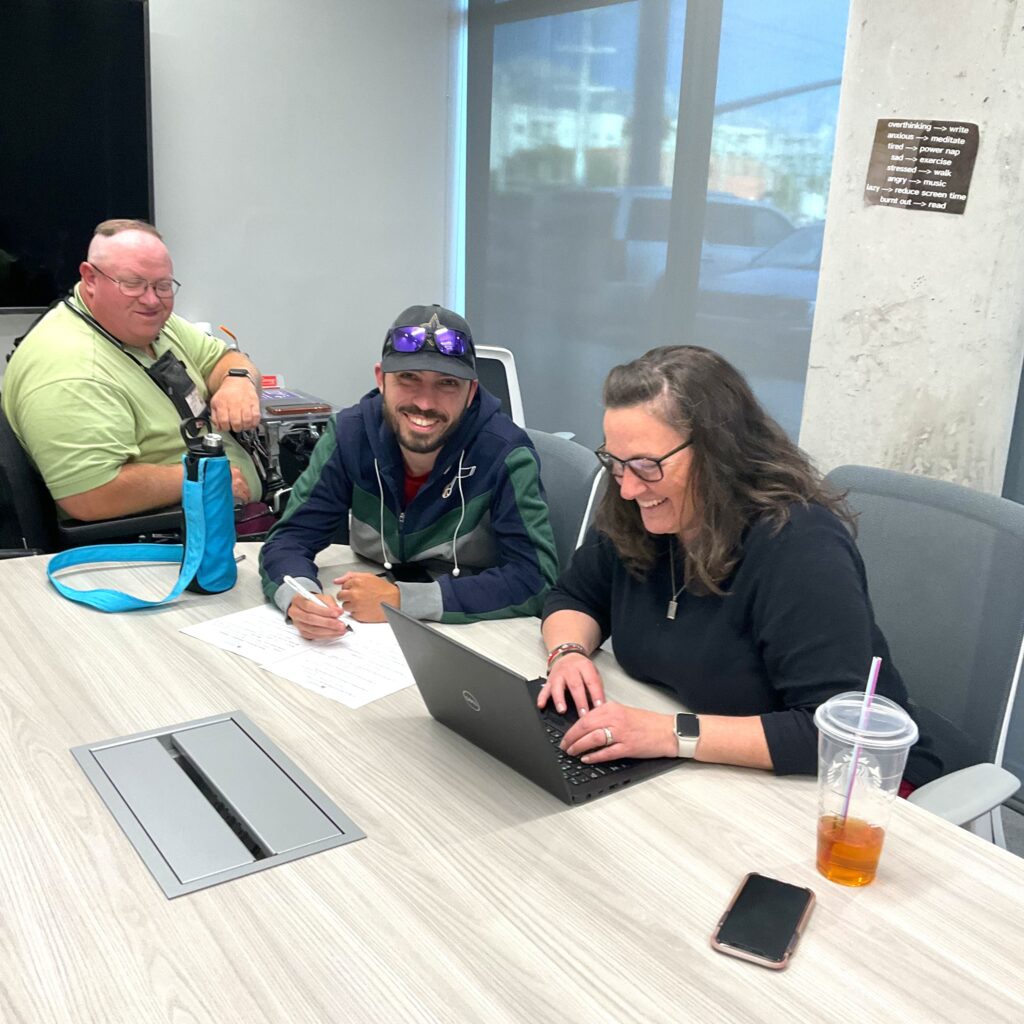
[396,580,444,621]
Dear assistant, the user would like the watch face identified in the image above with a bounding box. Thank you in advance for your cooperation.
[676,713,700,740]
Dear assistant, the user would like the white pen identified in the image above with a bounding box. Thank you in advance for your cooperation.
[282,575,354,631]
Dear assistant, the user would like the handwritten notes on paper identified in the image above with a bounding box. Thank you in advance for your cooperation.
[180,604,415,708]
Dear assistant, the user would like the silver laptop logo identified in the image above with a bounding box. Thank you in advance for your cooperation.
[462,690,481,712]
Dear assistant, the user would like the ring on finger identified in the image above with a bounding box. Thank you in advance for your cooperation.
[602,726,613,747]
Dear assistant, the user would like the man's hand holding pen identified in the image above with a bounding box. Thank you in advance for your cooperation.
[283,575,351,640]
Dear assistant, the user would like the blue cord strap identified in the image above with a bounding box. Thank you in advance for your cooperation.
[46,455,234,612]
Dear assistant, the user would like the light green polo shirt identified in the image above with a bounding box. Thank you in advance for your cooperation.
[2,288,261,504]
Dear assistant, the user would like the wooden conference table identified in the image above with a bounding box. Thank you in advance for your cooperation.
[1,545,1023,1024]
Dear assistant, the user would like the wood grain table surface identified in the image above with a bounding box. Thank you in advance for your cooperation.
[1,545,1022,1023]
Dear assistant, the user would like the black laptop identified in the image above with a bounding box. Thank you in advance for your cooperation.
[384,606,680,805]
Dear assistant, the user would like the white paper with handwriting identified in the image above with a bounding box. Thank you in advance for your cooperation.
[180,604,414,708]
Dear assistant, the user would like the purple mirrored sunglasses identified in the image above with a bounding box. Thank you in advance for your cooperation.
[386,323,471,357]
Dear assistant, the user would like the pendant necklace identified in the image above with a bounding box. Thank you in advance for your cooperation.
[667,543,686,620]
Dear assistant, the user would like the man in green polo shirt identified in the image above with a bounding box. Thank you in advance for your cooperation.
[3,219,262,520]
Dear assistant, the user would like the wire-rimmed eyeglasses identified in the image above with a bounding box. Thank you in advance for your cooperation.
[89,263,180,298]
[595,438,693,482]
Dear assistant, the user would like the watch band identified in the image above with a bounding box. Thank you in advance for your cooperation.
[226,367,259,390]
[674,712,700,759]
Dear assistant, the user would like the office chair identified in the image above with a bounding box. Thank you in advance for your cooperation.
[0,401,60,554]
[527,429,602,573]
[0,403,183,555]
[826,464,1023,845]
[477,345,526,427]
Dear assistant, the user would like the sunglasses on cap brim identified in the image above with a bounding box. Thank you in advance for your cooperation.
[386,324,471,357]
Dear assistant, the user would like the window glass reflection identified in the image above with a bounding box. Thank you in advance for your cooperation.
[486,2,680,443]
[474,1,849,443]
[695,0,848,438]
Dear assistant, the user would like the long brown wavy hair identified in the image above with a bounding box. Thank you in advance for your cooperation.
[595,345,851,595]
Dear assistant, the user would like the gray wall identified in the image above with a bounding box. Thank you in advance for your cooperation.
[2,0,457,405]
[800,0,1024,494]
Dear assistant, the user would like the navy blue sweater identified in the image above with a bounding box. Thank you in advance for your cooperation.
[544,504,936,781]
[260,387,558,622]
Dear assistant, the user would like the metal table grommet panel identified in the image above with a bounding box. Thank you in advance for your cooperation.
[73,711,365,899]
[171,719,341,855]
[93,737,256,883]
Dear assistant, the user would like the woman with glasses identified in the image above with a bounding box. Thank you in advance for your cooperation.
[538,345,927,781]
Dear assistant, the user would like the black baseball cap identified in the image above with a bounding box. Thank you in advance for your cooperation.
[380,304,477,381]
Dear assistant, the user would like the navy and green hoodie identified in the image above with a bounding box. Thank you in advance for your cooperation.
[259,386,558,622]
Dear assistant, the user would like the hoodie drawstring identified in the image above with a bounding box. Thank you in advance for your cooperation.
[373,458,393,569]
[374,451,467,578]
[450,450,466,578]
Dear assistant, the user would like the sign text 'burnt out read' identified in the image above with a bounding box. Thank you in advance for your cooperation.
[864,119,978,215]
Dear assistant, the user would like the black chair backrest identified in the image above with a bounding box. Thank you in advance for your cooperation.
[0,401,60,552]
[476,357,513,421]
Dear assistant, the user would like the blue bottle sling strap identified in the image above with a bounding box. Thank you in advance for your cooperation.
[46,424,237,611]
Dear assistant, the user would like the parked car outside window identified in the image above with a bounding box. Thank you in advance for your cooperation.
[612,186,795,291]
[694,221,825,382]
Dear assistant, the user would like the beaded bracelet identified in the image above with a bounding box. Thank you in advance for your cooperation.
[546,641,588,671]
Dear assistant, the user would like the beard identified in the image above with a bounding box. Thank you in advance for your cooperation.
[382,402,461,454]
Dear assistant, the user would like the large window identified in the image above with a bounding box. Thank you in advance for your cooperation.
[467,0,849,443]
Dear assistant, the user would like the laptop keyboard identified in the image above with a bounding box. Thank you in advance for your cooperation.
[541,714,632,787]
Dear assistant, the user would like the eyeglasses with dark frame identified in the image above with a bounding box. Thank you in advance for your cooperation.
[89,263,180,299]
[595,438,693,482]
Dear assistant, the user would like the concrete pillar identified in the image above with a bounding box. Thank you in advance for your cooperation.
[800,0,1024,494]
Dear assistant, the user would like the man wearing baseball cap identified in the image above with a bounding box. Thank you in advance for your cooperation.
[259,304,558,634]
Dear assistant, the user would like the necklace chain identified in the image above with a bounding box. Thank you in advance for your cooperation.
[667,544,686,620]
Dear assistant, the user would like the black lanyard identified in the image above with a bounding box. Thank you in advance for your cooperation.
[61,297,159,370]
[60,298,206,421]
[17,295,269,497]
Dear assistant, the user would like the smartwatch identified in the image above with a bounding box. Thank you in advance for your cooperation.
[674,712,700,758]
[227,367,258,389]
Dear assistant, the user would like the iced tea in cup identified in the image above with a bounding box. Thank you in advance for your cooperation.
[814,693,918,886]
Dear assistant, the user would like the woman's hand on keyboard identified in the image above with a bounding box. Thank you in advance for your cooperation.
[538,653,606,715]
[559,702,677,763]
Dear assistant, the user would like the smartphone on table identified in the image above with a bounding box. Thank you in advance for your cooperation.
[710,872,815,970]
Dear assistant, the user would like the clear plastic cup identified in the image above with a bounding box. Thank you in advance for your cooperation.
[814,692,919,886]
